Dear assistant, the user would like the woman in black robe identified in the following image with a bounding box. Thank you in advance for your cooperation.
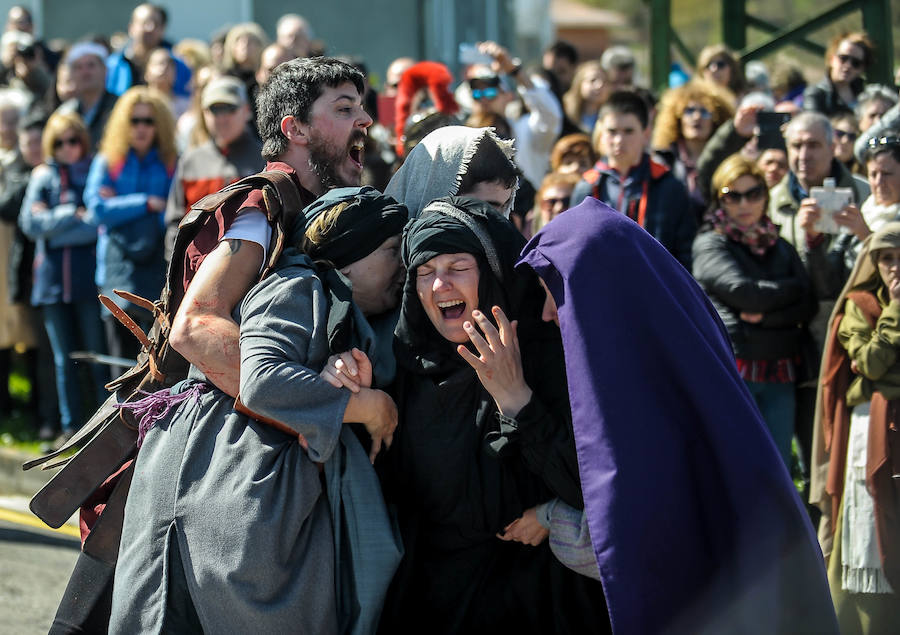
[379,196,609,634]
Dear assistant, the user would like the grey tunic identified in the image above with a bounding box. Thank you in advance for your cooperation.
[110,254,350,634]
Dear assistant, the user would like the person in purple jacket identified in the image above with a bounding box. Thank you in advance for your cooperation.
[85,85,175,369]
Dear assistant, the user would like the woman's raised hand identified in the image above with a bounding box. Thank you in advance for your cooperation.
[319,347,373,393]
[457,306,533,417]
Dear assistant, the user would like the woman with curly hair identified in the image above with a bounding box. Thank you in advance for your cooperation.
[804,32,874,117]
[652,79,734,214]
[697,44,747,98]
[562,60,609,135]
[85,86,176,367]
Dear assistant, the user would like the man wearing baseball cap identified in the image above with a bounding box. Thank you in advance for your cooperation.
[164,75,262,259]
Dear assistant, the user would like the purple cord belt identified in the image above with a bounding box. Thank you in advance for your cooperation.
[115,382,211,447]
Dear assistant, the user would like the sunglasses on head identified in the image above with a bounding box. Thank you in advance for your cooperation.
[52,136,80,150]
[130,117,155,127]
[867,135,900,150]
[834,129,858,142]
[541,195,571,209]
[719,183,766,205]
[683,105,712,119]
[207,103,239,116]
[471,86,500,101]
[836,53,864,70]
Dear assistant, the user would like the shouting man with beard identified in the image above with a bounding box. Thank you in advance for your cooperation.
[47,56,377,635]
[170,56,373,397]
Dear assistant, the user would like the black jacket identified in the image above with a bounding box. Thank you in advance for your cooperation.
[692,229,817,360]
[803,76,865,117]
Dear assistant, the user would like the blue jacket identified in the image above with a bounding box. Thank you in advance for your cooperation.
[106,41,191,97]
[85,148,173,310]
[19,158,98,305]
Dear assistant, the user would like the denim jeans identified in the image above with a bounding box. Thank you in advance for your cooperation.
[42,300,108,431]
[745,380,795,467]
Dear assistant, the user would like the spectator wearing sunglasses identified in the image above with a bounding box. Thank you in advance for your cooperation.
[18,111,107,446]
[693,154,816,466]
[831,112,861,174]
[858,135,900,236]
[164,76,261,259]
[697,44,747,99]
[84,86,176,370]
[463,41,562,190]
[804,32,873,117]
[652,78,735,220]
[527,170,580,238]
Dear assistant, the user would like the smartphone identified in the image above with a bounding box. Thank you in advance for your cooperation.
[756,111,791,150]
[459,43,493,66]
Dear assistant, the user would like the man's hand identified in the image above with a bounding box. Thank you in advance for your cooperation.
[798,198,824,239]
[740,312,764,323]
[497,507,549,546]
[320,348,372,393]
[457,306,533,417]
[833,203,871,241]
[733,104,761,138]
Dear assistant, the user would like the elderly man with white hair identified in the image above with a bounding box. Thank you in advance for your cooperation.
[54,41,117,148]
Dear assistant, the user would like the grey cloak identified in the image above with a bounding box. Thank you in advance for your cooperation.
[110,251,351,634]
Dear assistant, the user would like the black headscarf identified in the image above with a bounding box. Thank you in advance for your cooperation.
[294,186,408,352]
[394,196,549,376]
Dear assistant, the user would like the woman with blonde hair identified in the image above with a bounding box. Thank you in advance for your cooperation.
[652,78,734,213]
[697,44,747,98]
[221,22,269,97]
[693,154,816,465]
[85,86,176,367]
[19,111,106,441]
[562,60,609,134]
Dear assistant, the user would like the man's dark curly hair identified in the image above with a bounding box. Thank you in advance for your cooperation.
[256,57,366,161]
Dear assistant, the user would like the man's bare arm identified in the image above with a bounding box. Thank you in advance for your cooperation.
[170,238,264,397]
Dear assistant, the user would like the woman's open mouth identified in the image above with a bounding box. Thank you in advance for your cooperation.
[437,299,466,320]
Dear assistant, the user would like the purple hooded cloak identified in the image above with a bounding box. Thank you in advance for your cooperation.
[517,198,837,635]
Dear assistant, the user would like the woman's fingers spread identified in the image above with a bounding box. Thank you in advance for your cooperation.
[463,321,493,359]
[472,310,501,349]
[457,344,485,370]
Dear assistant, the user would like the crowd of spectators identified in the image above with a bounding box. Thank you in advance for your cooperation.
[0,5,898,626]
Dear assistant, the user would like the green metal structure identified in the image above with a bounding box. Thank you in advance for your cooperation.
[647,0,895,90]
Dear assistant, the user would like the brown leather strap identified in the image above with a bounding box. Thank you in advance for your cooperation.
[112,289,156,314]
[98,294,151,351]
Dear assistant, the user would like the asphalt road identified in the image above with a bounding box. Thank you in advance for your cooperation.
[0,502,80,634]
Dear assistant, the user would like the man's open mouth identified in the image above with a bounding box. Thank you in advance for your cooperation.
[437,299,466,320]
[348,139,364,169]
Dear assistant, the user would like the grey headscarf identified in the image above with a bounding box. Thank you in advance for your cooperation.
[385,125,518,219]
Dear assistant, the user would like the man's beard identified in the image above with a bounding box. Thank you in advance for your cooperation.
[307,129,365,191]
